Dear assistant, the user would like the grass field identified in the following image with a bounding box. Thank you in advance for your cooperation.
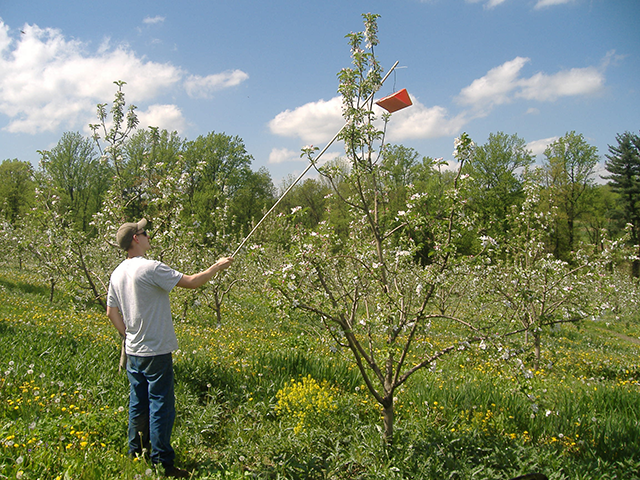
[1,267,640,479]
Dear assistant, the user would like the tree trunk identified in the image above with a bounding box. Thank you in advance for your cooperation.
[75,244,106,309]
[215,304,222,328]
[181,298,189,322]
[567,216,574,253]
[633,245,640,278]
[382,398,394,445]
[214,290,222,328]
[533,330,541,371]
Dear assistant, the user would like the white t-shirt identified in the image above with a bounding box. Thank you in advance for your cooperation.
[107,256,183,356]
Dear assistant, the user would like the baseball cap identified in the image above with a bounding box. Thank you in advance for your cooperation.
[116,218,147,250]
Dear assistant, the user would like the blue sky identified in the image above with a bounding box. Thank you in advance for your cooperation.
[0,0,638,185]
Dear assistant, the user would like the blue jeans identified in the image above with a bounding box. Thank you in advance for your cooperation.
[126,353,176,466]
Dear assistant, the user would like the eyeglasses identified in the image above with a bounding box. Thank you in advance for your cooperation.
[136,230,148,237]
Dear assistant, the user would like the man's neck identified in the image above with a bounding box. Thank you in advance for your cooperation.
[126,247,146,259]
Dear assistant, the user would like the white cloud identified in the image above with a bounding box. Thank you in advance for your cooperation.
[442,159,462,172]
[486,0,509,8]
[534,0,575,9]
[0,20,10,52]
[268,147,300,164]
[268,54,606,147]
[269,92,467,145]
[269,96,343,144]
[0,22,182,133]
[517,66,604,101]
[527,136,559,156]
[468,0,575,8]
[137,104,186,133]
[457,57,530,110]
[184,70,249,99]
[267,147,341,167]
[0,19,246,136]
[143,16,165,25]
[457,56,605,114]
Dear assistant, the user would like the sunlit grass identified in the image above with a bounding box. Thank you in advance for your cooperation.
[2,266,640,479]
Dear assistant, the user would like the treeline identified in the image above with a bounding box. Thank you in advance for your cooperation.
[0,83,638,304]
[1,129,275,244]
[3,127,638,266]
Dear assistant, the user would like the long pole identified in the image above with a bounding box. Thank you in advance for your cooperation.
[232,60,400,257]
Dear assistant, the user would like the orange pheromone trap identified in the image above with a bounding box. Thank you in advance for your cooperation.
[375,88,412,113]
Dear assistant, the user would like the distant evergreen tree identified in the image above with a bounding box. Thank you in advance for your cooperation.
[604,131,640,276]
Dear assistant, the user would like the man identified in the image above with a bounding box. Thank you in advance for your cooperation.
[106,218,232,478]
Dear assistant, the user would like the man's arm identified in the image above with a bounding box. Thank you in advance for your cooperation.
[176,257,234,289]
[106,306,126,338]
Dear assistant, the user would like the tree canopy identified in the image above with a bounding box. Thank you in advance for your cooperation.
[0,159,35,224]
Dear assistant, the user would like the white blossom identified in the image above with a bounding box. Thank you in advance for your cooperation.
[480,235,497,247]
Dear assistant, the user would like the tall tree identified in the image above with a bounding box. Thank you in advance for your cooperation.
[39,132,108,232]
[580,184,619,252]
[0,159,35,268]
[229,166,276,237]
[182,132,256,242]
[0,159,35,224]
[274,176,329,230]
[381,144,422,214]
[464,132,533,239]
[542,131,599,258]
[123,127,186,224]
[604,131,640,276]
[391,155,458,265]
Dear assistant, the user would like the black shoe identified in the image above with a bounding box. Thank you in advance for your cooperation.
[163,464,190,478]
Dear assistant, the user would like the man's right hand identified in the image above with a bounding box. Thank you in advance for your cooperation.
[215,257,234,271]
[177,256,234,289]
